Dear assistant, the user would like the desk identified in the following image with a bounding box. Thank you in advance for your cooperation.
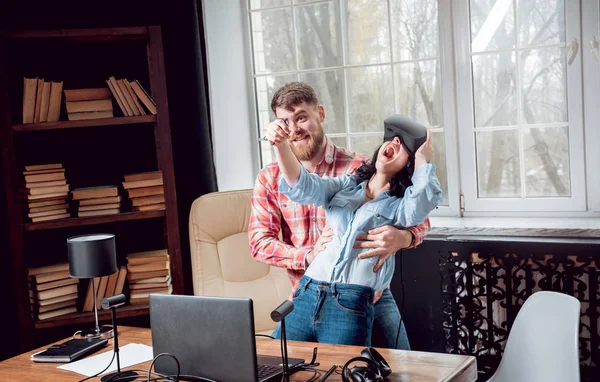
[0,326,477,381]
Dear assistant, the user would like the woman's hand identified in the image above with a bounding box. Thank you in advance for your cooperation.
[266,118,291,146]
[414,129,433,168]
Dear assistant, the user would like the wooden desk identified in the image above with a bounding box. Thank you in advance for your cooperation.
[0,326,477,381]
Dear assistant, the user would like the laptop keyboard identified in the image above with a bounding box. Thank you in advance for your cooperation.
[257,364,281,379]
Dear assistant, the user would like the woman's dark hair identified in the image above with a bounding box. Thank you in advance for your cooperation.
[354,145,414,198]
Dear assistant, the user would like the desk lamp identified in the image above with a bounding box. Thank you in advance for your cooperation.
[67,233,118,339]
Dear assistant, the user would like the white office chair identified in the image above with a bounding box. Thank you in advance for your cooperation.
[487,291,581,382]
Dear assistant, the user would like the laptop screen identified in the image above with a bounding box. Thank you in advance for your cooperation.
[150,294,260,382]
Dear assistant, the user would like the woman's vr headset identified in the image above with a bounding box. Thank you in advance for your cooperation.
[383,115,427,157]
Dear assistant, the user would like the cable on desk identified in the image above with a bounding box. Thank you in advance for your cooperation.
[78,350,116,382]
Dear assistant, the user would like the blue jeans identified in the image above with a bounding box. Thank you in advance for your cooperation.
[273,276,374,346]
[371,289,410,350]
[273,283,410,350]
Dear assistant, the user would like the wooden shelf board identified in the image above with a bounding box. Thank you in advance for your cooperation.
[34,304,149,330]
[24,210,165,231]
[12,115,156,132]
[3,27,148,40]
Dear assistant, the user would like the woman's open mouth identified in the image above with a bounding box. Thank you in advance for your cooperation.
[382,144,396,158]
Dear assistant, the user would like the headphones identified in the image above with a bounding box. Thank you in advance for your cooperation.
[341,347,392,382]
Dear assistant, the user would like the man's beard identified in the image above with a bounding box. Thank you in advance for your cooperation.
[290,128,325,161]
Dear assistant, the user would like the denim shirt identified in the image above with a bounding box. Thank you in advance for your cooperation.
[279,163,442,292]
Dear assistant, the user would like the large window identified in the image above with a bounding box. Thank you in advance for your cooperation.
[245,0,600,216]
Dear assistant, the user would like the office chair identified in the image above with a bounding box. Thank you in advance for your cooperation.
[487,291,580,382]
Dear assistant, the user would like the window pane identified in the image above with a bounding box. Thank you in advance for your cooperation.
[295,1,342,70]
[250,0,291,10]
[346,65,394,133]
[251,9,296,73]
[521,47,567,124]
[350,135,383,158]
[328,136,347,148]
[394,60,442,128]
[391,0,439,60]
[476,130,521,198]
[517,0,565,47]
[524,126,570,197]
[299,70,345,134]
[431,131,448,205]
[470,0,515,52]
[255,74,298,138]
[472,52,518,127]
[346,0,390,65]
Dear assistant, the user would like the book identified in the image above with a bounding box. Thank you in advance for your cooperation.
[67,111,114,121]
[31,338,108,363]
[29,284,78,300]
[71,186,118,200]
[130,80,157,115]
[124,79,146,115]
[39,82,52,123]
[25,172,65,183]
[127,249,169,265]
[29,263,69,276]
[131,195,165,207]
[31,212,70,222]
[65,99,113,113]
[122,178,163,189]
[25,163,62,172]
[33,78,44,123]
[78,209,120,217]
[23,77,38,123]
[127,261,169,273]
[28,209,68,219]
[117,79,141,116]
[29,270,71,284]
[31,292,78,307]
[106,79,127,116]
[63,88,111,102]
[27,184,70,196]
[37,306,78,320]
[134,203,165,212]
[30,277,78,292]
[124,171,162,182]
[26,180,67,189]
[47,81,63,122]
[78,195,122,206]
[78,203,121,212]
[126,269,169,282]
[108,76,132,116]
[127,186,164,198]
[29,203,69,213]
[23,168,65,176]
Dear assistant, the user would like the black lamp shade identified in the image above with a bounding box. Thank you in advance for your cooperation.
[67,234,118,278]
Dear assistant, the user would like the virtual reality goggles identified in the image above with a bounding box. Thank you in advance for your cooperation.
[383,115,427,157]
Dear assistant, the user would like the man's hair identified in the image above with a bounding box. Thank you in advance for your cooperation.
[271,82,319,113]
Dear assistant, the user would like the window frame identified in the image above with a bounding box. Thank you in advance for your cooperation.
[453,0,587,213]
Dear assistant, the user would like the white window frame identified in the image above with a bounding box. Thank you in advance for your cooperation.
[453,0,587,213]
[246,0,461,216]
[583,0,600,213]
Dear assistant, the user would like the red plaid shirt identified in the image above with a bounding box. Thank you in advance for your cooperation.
[248,138,430,299]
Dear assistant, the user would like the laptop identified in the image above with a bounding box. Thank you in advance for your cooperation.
[149,294,304,382]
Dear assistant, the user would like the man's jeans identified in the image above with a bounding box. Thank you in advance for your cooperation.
[273,281,410,350]
[371,289,410,350]
[273,276,374,346]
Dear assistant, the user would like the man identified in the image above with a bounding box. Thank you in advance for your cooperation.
[248,82,430,349]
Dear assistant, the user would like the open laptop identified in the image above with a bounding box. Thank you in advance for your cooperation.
[149,294,304,382]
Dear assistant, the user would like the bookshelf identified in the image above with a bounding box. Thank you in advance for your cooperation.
[0,26,183,351]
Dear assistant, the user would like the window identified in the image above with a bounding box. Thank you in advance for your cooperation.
[243,0,600,216]
[248,0,452,207]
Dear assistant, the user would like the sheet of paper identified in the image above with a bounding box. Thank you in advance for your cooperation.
[57,343,154,377]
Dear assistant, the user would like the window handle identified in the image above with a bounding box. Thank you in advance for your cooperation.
[561,38,579,65]
[590,37,600,62]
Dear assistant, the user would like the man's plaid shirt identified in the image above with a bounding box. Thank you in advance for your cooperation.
[248,138,430,298]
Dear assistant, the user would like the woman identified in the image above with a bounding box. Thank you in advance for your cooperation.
[266,117,442,346]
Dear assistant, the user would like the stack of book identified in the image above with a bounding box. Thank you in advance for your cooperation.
[126,250,171,305]
[22,163,71,223]
[71,186,121,217]
[29,263,78,321]
[123,171,165,212]
[81,266,127,312]
[22,77,63,124]
[64,88,114,121]
[106,76,157,116]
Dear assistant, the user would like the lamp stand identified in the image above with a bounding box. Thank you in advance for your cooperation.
[79,278,113,339]
[280,317,290,382]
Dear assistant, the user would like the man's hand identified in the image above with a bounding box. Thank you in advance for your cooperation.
[306,226,334,265]
[354,226,413,272]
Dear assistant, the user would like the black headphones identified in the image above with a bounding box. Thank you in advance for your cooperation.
[341,347,392,382]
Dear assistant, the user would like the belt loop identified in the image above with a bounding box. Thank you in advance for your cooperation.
[331,283,337,296]
[303,277,311,291]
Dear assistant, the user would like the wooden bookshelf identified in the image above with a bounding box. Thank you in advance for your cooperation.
[35,304,149,329]
[12,115,156,132]
[24,210,165,231]
[0,26,183,352]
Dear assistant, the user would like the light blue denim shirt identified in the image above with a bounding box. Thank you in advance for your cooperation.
[279,163,442,292]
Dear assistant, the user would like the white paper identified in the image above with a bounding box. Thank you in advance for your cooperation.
[57,343,154,377]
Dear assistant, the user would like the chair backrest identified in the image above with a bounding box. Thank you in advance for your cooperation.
[488,291,580,382]
[188,190,292,333]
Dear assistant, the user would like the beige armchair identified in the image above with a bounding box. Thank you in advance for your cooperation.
[189,189,292,333]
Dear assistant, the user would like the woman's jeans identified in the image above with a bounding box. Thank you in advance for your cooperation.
[273,278,411,349]
[272,276,374,346]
